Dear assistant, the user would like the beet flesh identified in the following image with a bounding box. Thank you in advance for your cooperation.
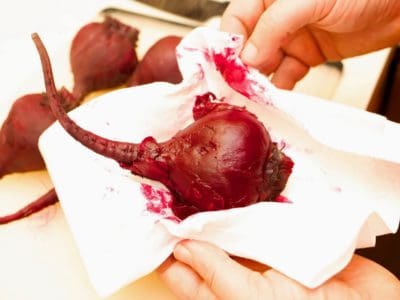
[33,33,294,220]
[70,16,139,100]
[0,88,77,178]
[127,35,183,86]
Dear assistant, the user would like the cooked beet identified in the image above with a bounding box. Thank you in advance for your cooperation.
[127,35,183,86]
[0,88,77,178]
[0,188,58,225]
[33,33,293,220]
[70,16,139,100]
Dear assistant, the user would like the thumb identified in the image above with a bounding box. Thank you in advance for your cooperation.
[173,240,274,300]
[241,0,329,70]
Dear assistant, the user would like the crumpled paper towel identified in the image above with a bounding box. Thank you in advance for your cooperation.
[39,27,400,297]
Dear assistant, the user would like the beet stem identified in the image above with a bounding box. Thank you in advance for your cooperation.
[31,33,138,164]
[0,188,58,225]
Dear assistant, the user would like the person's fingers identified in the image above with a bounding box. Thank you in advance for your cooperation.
[267,28,325,88]
[220,0,274,39]
[335,255,400,299]
[241,0,330,71]
[271,55,309,89]
[157,256,218,300]
[282,28,326,67]
[258,48,285,76]
[173,240,274,299]
[262,255,400,299]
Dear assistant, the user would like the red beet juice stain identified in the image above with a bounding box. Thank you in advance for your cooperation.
[207,46,276,106]
[140,183,177,219]
[275,195,292,203]
[212,48,253,97]
[332,186,342,193]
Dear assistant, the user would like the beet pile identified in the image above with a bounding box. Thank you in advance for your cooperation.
[0,16,142,224]
[32,33,293,220]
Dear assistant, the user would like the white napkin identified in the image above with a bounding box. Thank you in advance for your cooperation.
[39,27,400,297]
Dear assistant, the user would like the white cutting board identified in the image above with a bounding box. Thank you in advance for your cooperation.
[0,171,176,299]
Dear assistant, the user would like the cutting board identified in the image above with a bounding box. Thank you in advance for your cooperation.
[0,172,177,299]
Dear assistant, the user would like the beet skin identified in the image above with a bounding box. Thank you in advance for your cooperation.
[70,16,139,100]
[127,35,183,86]
[0,88,77,178]
[33,33,294,220]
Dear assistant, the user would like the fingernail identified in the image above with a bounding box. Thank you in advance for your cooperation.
[174,241,192,263]
[242,42,259,65]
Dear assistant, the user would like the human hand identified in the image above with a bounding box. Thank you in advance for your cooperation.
[220,0,400,89]
[158,240,400,300]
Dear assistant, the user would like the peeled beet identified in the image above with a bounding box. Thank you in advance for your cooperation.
[33,33,294,220]
[0,88,77,178]
[127,35,182,86]
[70,16,139,100]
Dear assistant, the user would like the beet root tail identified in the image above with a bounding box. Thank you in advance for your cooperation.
[31,33,138,165]
[0,188,59,225]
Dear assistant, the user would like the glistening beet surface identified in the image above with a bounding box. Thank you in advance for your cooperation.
[32,33,294,220]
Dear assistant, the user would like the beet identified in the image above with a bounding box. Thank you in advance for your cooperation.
[0,88,77,178]
[70,16,139,100]
[33,33,293,220]
[127,35,183,86]
[0,188,58,225]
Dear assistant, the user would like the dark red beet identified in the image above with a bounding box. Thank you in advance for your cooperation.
[0,88,77,178]
[0,188,58,225]
[70,16,139,100]
[127,35,182,86]
[33,33,294,220]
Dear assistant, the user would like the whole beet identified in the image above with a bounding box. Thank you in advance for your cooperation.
[70,16,139,100]
[33,33,293,220]
[127,35,183,86]
[0,88,77,178]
